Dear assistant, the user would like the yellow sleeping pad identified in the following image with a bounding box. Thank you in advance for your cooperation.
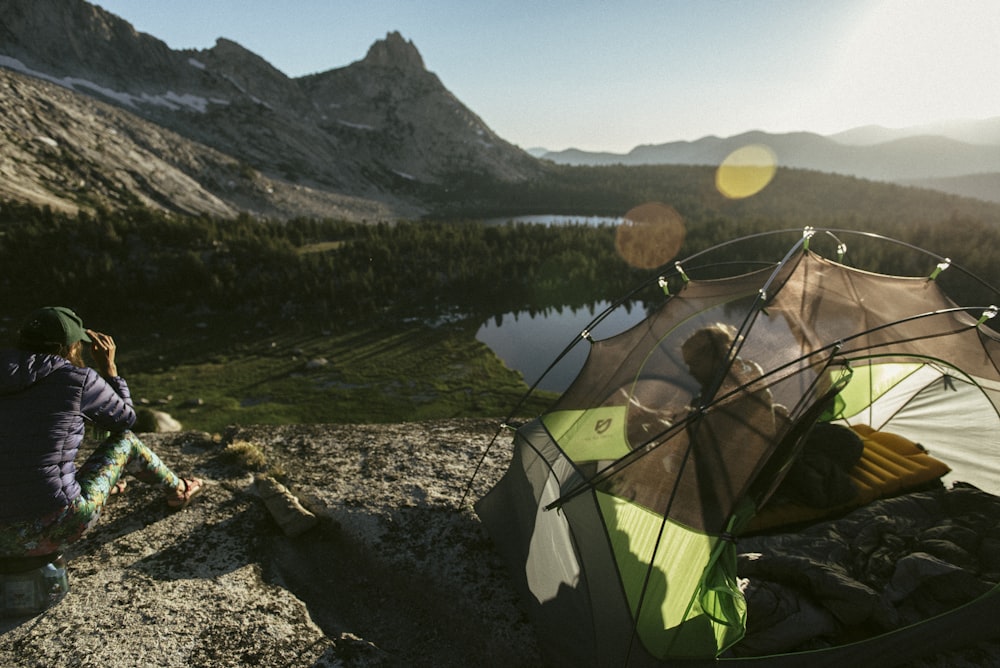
[745,425,951,533]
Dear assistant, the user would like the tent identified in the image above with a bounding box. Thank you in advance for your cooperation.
[474,228,1000,667]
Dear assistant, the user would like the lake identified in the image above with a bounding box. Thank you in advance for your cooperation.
[483,214,625,227]
[475,214,645,393]
[475,301,648,393]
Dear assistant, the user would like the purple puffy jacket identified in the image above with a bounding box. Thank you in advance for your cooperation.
[0,350,136,523]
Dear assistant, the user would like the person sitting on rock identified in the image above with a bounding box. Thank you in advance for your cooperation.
[0,306,202,557]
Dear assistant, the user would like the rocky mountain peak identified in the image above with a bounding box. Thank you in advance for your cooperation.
[202,37,270,68]
[192,37,306,108]
[0,0,542,220]
[360,31,425,72]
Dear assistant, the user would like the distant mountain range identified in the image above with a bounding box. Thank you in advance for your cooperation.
[537,121,1000,203]
[829,118,1000,147]
[0,0,998,219]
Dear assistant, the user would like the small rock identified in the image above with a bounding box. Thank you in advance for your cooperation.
[255,475,318,537]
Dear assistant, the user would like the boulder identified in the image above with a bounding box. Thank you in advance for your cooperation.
[0,420,543,667]
[304,357,329,370]
[134,408,182,433]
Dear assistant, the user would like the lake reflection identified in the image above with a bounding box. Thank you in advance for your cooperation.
[476,301,648,393]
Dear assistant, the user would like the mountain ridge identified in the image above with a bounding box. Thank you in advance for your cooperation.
[541,127,1000,182]
[538,122,1000,204]
[2,0,999,217]
[829,117,1000,146]
[0,66,407,220]
[0,0,541,219]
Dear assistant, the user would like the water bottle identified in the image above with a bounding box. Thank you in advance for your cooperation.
[41,556,70,608]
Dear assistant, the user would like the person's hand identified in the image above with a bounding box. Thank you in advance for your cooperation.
[86,329,118,378]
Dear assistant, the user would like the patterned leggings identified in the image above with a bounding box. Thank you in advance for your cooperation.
[0,431,181,557]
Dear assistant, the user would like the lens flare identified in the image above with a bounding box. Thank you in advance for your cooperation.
[615,202,686,269]
[715,144,778,199]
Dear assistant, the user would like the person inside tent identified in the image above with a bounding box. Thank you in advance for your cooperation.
[682,322,784,415]
[678,323,790,525]
[0,306,202,557]
[606,323,789,515]
[682,322,769,408]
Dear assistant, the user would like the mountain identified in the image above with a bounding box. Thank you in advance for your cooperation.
[0,66,402,219]
[541,129,1000,184]
[830,117,1000,146]
[2,0,998,219]
[0,0,541,220]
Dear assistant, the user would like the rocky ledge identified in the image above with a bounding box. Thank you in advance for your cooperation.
[0,419,543,667]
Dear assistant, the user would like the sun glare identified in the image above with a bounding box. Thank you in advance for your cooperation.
[822,0,1000,129]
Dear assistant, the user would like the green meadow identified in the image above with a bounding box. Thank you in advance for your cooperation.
[118,317,555,433]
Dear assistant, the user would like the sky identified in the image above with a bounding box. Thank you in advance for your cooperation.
[90,0,1000,153]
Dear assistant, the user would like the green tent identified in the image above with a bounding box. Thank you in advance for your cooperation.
[476,229,1000,666]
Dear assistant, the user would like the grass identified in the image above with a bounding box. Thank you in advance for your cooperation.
[116,314,555,434]
[296,241,345,254]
